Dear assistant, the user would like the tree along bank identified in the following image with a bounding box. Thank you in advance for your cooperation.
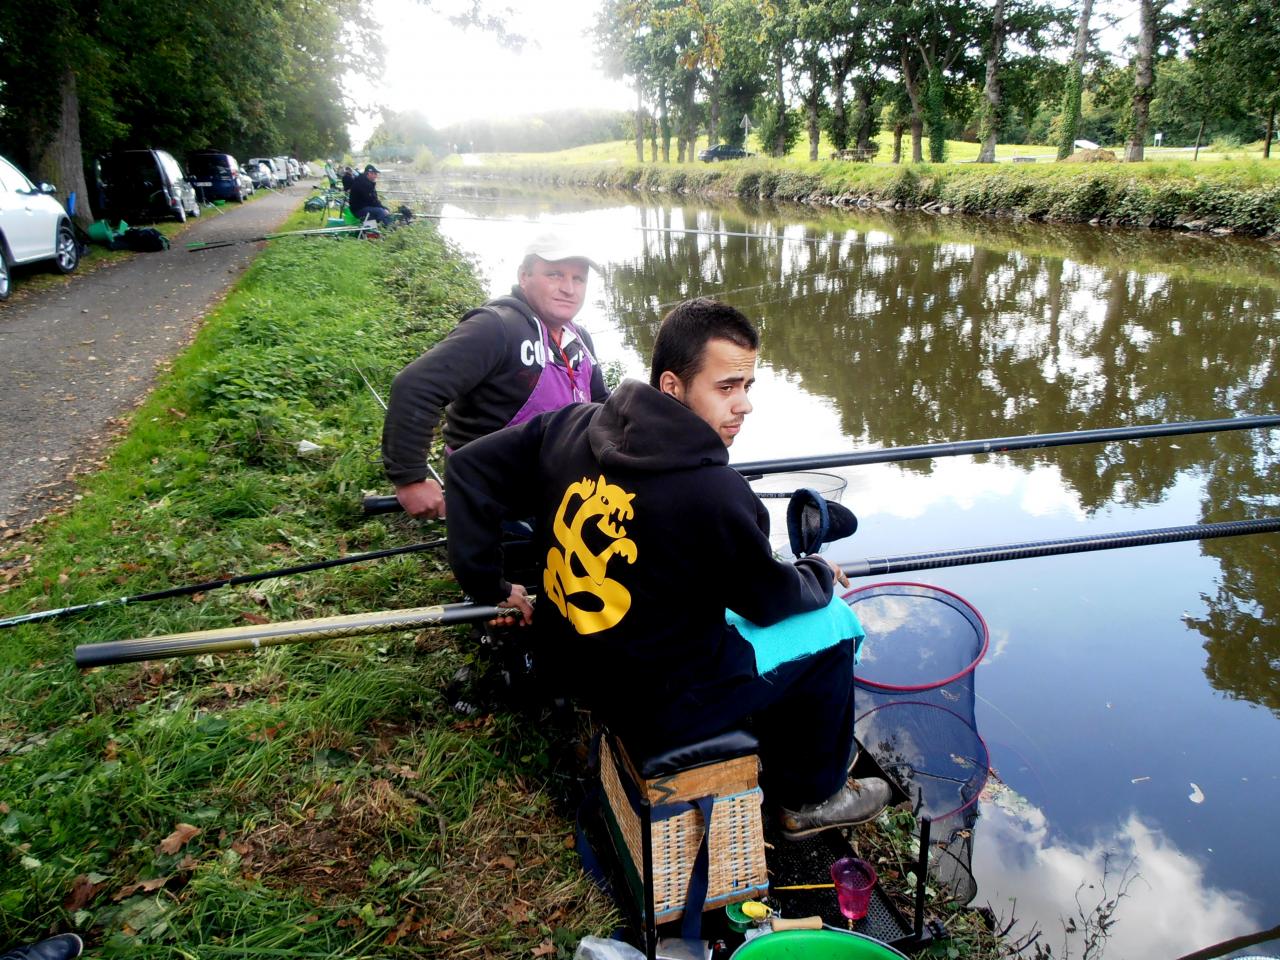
[467,158,1280,237]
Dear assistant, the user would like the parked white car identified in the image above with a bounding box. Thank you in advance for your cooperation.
[0,154,78,300]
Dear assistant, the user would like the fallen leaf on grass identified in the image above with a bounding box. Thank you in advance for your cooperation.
[384,910,423,946]
[247,722,286,742]
[113,876,170,901]
[240,611,270,625]
[532,940,556,957]
[104,741,118,761]
[158,823,201,855]
[64,874,104,911]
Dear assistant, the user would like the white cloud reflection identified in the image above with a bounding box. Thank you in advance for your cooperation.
[973,794,1260,960]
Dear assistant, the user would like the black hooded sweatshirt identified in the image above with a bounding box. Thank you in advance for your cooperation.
[445,379,834,729]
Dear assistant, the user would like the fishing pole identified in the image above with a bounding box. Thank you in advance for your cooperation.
[0,538,447,631]
[351,363,445,489]
[734,413,1280,477]
[74,600,510,668]
[72,515,1280,668]
[185,224,376,252]
[838,516,1280,579]
[403,211,857,247]
[361,414,1280,514]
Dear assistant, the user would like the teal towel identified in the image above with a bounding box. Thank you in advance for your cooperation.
[727,594,865,676]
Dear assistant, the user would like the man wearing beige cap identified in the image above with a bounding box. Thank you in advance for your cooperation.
[382,234,609,519]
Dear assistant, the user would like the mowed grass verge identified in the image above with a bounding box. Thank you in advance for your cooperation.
[0,217,613,957]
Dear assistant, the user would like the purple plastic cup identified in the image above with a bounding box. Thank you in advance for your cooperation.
[830,856,877,921]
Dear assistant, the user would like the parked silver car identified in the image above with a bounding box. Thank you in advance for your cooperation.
[0,154,79,300]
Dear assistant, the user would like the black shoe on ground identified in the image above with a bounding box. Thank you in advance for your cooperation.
[1,934,84,960]
[778,776,892,841]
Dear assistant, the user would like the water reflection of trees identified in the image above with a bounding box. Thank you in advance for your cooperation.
[594,200,1280,716]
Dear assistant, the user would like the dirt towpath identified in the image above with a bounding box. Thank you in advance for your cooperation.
[0,185,308,529]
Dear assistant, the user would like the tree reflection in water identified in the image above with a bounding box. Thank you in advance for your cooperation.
[595,199,1280,717]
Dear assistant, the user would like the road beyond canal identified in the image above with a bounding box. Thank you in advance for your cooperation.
[0,185,306,528]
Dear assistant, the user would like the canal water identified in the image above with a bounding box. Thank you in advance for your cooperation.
[429,185,1280,959]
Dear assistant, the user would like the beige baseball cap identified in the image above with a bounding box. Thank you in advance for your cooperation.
[523,233,603,274]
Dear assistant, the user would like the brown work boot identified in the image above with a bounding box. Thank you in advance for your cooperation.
[778,776,891,841]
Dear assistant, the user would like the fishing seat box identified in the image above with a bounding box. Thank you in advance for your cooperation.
[597,728,769,943]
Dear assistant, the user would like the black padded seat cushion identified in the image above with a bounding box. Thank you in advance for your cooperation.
[633,729,760,779]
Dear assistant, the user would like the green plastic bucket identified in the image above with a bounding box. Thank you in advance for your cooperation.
[730,929,908,960]
[86,220,127,244]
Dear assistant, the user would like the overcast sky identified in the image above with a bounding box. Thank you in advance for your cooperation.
[348,0,635,146]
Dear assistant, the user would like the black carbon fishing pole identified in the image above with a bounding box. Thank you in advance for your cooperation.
[0,538,447,631]
[186,224,375,252]
[837,517,1280,579]
[72,516,1280,668]
[362,414,1280,514]
[735,413,1280,477]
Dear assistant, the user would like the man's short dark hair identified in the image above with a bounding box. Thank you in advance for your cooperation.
[649,298,759,388]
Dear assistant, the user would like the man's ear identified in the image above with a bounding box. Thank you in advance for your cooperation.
[658,371,683,400]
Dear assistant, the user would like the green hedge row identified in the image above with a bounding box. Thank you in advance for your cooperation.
[485,160,1280,236]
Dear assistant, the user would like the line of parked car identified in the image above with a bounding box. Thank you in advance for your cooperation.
[95,150,310,224]
[0,148,312,300]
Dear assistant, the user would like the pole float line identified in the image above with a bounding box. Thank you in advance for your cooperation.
[362,414,1280,514]
[838,517,1280,579]
[74,600,506,668]
[73,517,1280,668]
[185,224,374,251]
[0,538,448,631]
[402,211,850,247]
[734,414,1280,478]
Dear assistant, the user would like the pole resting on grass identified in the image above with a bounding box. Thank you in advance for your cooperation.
[839,517,1280,579]
[74,600,508,668]
[0,538,447,631]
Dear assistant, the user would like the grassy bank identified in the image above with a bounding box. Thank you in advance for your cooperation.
[0,218,616,957]
[448,142,1280,236]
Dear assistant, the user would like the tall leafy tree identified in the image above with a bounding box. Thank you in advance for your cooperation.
[0,0,378,227]
[1189,0,1280,157]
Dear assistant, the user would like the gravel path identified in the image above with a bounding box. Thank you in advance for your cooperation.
[0,185,309,528]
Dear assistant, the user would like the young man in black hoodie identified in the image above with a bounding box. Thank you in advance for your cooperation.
[445,298,889,838]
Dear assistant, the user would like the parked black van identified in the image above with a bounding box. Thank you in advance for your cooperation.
[187,151,246,203]
[97,149,200,223]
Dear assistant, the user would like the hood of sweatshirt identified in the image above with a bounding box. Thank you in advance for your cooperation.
[588,379,730,473]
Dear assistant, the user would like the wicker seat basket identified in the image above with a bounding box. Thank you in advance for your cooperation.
[598,734,769,923]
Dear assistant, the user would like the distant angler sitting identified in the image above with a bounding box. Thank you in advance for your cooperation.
[348,164,391,225]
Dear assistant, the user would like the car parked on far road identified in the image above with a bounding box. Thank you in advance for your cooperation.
[274,156,296,185]
[0,154,79,300]
[697,143,751,162]
[187,151,247,203]
[245,159,278,189]
[98,148,200,222]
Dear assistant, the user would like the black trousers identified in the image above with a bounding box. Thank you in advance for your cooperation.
[620,637,857,810]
